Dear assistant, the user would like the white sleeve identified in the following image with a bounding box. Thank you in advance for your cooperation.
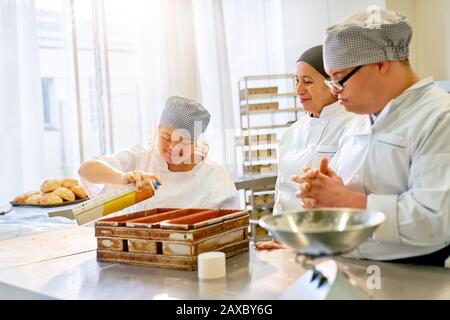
[81,145,145,198]
[272,177,282,216]
[272,139,283,216]
[369,113,450,246]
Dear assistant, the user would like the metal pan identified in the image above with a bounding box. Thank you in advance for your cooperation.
[259,208,385,257]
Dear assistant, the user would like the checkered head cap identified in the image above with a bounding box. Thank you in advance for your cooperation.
[159,96,211,140]
[324,8,412,69]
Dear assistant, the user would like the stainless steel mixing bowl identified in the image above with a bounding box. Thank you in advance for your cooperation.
[259,208,386,257]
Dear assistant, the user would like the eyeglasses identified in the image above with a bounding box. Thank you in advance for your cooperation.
[324,65,362,90]
[159,133,193,146]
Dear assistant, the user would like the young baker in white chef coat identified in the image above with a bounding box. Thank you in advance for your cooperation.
[79,96,238,211]
[294,9,450,266]
[256,46,364,250]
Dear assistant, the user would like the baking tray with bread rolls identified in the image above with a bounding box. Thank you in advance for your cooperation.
[95,208,250,270]
[11,198,88,208]
[11,178,89,208]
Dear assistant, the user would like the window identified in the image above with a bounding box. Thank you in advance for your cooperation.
[35,0,146,178]
[42,78,56,129]
[36,0,74,178]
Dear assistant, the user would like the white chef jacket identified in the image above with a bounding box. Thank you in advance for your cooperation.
[274,101,365,215]
[82,144,239,212]
[331,77,450,261]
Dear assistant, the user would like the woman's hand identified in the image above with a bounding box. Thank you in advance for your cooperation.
[120,171,162,192]
[255,241,286,250]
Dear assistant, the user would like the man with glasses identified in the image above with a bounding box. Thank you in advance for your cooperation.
[293,8,450,266]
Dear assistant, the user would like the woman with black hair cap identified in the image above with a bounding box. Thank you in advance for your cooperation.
[256,45,364,250]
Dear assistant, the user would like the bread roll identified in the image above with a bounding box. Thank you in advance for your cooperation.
[53,187,75,202]
[61,178,79,189]
[40,193,63,205]
[71,185,88,199]
[13,191,39,204]
[25,194,43,205]
[41,179,61,193]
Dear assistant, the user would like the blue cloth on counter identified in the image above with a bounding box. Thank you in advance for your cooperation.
[0,205,77,241]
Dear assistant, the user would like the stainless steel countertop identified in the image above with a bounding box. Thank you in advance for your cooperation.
[0,226,449,300]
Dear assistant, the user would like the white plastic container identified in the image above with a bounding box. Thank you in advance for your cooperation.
[198,252,226,280]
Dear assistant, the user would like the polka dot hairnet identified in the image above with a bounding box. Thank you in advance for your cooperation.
[159,96,211,140]
[324,8,412,69]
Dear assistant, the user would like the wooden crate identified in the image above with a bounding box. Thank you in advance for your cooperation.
[241,102,279,113]
[236,133,277,146]
[244,163,278,174]
[245,148,277,162]
[95,208,250,270]
[252,194,275,207]
[252,209,273,220]
[239,86,278,99]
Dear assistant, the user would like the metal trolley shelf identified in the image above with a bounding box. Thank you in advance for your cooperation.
[237,74,301,240]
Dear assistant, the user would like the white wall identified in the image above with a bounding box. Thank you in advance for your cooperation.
[387,0,450,80]
[327,0,386,24]
[281,0,450,80]
[280,0,386,71]
[281,0,329,71]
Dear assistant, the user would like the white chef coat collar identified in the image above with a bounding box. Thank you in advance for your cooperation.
[371,102,392,126]
[371,77,434,127]
[317,100,343,119]
[387,77,434,107]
